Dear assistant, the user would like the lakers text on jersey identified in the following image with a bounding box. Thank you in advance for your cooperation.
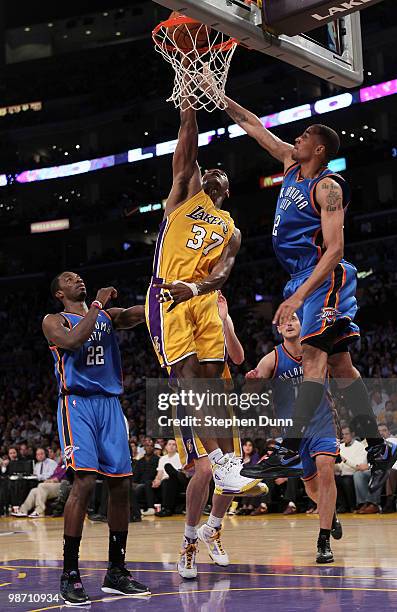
[146,190,235,367]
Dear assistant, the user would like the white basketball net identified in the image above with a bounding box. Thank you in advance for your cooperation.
[153,18,238,112]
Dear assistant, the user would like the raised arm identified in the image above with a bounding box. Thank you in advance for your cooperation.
[153,228,241,309]
[273,177,344,325]
[217,293,244,365]
[107,305,145,330]
[225,96,294,169]
[42,286,117,351]
[164,107,202,216]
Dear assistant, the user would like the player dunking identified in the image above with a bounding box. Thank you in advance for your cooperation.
[244,313,342,563]
[145,103,260,495]
[145,104,261,573]
[42,272,150,605]
[220,95,397,490]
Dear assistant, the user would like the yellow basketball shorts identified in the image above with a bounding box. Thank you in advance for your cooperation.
[145,285,226,368]
[174,405,242,469]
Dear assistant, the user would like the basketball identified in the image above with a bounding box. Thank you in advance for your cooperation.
[168,11,211,52]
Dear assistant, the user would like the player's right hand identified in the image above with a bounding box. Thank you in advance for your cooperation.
[245,368,260,379]
[95,286,118,306]
[217,291,228,321]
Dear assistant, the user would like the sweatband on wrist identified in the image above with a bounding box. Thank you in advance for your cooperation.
[172,280,199,296]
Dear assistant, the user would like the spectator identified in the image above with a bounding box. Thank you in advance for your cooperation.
[242,439,260,466]
[5,446,19,471]
[11,456,67,518]
[47,447,57,462]
[32,448,57,482]
[335,427,358,512]
[18,443,32,459]
[131,439,159,516]
[154,443,163,458]
[237,439,261,515]
[39,412,53,436]
[337,427,380,514]
[377,400,395,425]
[155,438,166,452]
[153,439,183,517]
[378,423,397,513]
[353,461,381,514]
[130,439,140,470]
[371,386,390,417]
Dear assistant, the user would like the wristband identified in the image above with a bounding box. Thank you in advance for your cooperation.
[91,300,103,310]
[172,280,199,296]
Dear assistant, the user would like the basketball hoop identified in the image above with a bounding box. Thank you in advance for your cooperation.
[153,14,238,112]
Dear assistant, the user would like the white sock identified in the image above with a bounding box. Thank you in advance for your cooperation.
[208,448,224,465]
[289,501,296,508]
[184,524,198,541]
[207,513,222,529]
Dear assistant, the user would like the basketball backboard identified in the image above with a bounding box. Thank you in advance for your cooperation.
[152,0,363,87]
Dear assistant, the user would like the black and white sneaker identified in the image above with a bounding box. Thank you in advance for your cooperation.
[60,570,91,606]
[102,567,151,596]
[367,441,397,493]
[241,446,303,479]
[316,537,334,564]
[331,514,343,540]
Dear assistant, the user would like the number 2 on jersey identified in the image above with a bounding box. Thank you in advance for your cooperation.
[273,214,281,236]
[86,345,104,366]
[186,224,224,255]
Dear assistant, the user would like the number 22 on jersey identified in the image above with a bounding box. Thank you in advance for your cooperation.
[86,345,104,366]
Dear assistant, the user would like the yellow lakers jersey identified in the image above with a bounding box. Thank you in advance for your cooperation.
[152,190,235,283]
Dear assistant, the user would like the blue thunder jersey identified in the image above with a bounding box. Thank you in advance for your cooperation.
[272,343,335,438]
[50,311,123,397]
[272,164,350,276]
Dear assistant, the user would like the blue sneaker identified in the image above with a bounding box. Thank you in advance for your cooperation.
[368,441,397,493]
[240,447,304,479]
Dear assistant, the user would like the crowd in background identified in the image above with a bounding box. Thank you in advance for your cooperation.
[1,234,397,518]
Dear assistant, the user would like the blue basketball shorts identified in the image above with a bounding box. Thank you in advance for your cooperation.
[300,434,340,481]
[284,261,360,354]
[57,394,132,476]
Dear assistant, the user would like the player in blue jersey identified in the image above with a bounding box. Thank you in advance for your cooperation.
[243,313,342,563]
[223,96,397,490]
[42,271,150,605]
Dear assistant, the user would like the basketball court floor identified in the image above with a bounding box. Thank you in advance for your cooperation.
[1,514,397,611]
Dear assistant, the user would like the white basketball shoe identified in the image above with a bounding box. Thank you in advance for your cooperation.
[197,524,229,566]
[213,454,262,495]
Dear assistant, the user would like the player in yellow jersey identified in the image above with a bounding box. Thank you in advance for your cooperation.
[145,104,261,575]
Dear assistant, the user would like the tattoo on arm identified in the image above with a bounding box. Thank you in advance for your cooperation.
[229,109,249,124]
[321,182,343,212]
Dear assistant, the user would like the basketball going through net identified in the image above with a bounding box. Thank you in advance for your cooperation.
[152,12,238,112]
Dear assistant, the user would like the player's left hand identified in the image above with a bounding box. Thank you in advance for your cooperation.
[153,282,194,312]
[273,293,303,326]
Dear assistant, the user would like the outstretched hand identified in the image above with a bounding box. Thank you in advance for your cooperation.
[273,293,303,326]
[153,282,194,312]
[217,291,228,321]
[245,368,260,379]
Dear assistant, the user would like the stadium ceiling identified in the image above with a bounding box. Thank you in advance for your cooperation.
[4,1,158,63]
[4,1,133,28]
